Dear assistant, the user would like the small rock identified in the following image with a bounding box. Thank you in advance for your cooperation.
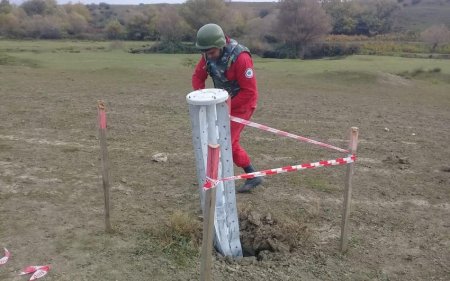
[226,266,237,272]
[120,177,127,183]
[265,213,273,225]
[257,250,271,261]
[248,211,262,226]
[152,153,168,162]
[411,133,416,136]
[384,127,390,132]
[268,238,290,254]
[397,157,410,165]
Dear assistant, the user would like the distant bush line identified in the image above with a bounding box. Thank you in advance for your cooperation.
[1,0,449,59]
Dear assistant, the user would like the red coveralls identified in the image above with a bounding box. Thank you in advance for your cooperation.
[191,47,258,168]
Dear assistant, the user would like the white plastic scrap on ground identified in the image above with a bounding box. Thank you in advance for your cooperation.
[19,265,51,281]
[1,247,50,280]
[0,248,11,265]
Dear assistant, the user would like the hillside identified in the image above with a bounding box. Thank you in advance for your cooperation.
[393,0,450,32]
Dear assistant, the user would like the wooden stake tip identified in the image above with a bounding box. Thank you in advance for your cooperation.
[97,100,106,110]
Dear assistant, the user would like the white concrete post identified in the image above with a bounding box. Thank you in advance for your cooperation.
[187,89,243,258]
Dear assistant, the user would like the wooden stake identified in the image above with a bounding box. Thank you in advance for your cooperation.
[97,100,112,233]
[200,144,220,281]
[340,127,359,252]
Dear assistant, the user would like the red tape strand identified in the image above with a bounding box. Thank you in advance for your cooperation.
[203,154,356,189]
[230,116,349,153]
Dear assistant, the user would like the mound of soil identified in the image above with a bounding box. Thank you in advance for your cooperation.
[238,209,308,260]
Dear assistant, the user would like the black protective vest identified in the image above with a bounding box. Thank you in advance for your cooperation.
[205,39,250,98]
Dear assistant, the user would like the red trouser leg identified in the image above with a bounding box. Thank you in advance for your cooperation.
[230,107,255,168]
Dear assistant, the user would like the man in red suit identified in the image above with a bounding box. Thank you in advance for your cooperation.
[192,23,262,193]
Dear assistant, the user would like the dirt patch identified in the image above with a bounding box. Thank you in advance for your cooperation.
[238,208,309,260]
[382,154,411,170]
[377,72,412,86]
[440,166,450,173]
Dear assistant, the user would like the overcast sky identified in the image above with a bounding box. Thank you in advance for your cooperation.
[11,0,277,5]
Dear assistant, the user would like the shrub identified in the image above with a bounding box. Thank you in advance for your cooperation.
[129,40,197,54]
[304,42,360,59]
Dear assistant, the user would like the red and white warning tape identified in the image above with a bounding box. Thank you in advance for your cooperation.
[0,248,10,265]
[230,116,349,153]
[19,265,51,281]
[1,247,50,280]
[204,154,356,189]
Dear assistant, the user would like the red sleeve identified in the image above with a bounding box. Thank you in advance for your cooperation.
[192,56,208,90]
[230,52,258,109]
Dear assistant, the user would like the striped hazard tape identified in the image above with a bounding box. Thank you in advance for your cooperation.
[0,248,10,265]
[204,154,356,189]
[230,116,349,153]
[19,265,51,281]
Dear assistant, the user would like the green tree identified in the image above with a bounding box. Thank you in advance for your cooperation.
[0,0,12,14]
[156,6,189,42]
[222,9,246,38]
[355,0,399,36]
[124,11,155,40]
[421,24,450,52]
[64,3,92,22]
[180,0,227,31]
[66,11,89,35]
[105,18,124,39]
[276,0,331,58]
[62,3,91,36]
[0,13,21,36]
[21,0,57,16]
[323,0,360,34]
[324,0,399,36]
[23,14,63,38]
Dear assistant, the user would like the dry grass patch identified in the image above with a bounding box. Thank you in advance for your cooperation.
[158,211,202,266]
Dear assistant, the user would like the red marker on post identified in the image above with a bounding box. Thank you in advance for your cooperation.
[97,100,112,233]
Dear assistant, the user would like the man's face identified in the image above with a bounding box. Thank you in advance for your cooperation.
[203,47,221,61]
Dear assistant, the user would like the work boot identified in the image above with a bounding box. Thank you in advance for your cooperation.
[236,177,263,193]
[236,164,263,193]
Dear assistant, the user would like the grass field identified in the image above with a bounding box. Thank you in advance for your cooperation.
[0,40,449,280]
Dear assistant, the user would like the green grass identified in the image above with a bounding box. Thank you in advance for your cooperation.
[303,175,334,193]
[397,67,450,83]
[0,51,40,67]
[2,39,449,85]
[0,40,147,53]
[254,55,450,76]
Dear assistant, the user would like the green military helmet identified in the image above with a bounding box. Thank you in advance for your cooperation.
[195,23,226,50]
